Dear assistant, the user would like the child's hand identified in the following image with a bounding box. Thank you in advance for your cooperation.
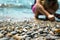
[48,15,55,21]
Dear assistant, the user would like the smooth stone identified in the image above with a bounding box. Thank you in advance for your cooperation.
[28,35,33,38]
[38,28,43,32]
[25,37,31,40]
[51,27,56,31]
[27,32,32,35]
[0,30,5,33]
[0,33,4,38]
[21,31,27,36]
[9,38,15,40]
[27,33,31,35]
[40,26,46,28]
[9,27,15,31]
[46,38,55,40]
[32,33,38,38]
[54,29,60,33]
[47,34,58,39]
[44,27,49,31]
[16,30,22,34]
[3,27,7,30]
[0,28,3,31]
[39,31,44,34]
[10,31,17,35]
[33,29,38,31]
[0,24,3,27]
[6,33,12,37]
[2,31,7,35]
[56,25,60,28]
[40,34,47,36]
[13,34,24,40]
[23,28,27,32]
[49,31,54,35]
[0,37,9,40]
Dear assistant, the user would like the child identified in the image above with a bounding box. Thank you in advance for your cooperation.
[32,0,59,21]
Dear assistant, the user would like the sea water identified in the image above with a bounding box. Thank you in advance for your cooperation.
[0,0,60,22]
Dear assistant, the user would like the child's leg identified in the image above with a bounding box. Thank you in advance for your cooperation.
[37,7,55,21]
[34,10,40,19]
[32,5,43,19]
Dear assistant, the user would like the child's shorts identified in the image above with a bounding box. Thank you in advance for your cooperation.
[32,5,36,13]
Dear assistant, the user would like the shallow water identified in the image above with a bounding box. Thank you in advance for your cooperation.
[0,0,60,21]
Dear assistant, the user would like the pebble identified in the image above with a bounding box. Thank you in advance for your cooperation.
[0,19,60,40]
[25,37,31,40]
[0,37,9,40]
[6,33,12,37]
[13,34,24,40]
[10,31,17,35]
[46,38,55,40]
[54,29,60,33]
[2,27,7,30]
[56,25,60,28]
[32,33,38,38]
[0,33,4,38]
[49,31,54,35]
[23,28,28,32]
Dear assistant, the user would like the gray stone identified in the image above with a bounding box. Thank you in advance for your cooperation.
[10,31,17,35]
[25,37,31,40]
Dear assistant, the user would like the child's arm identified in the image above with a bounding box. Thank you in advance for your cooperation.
[36,0,55,21]
[36,0,52,16]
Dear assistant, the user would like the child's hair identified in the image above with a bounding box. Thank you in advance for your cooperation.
[31,0,36,9]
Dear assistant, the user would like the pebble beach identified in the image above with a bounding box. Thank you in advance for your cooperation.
[0,18,60,40]
[0,0,60,40]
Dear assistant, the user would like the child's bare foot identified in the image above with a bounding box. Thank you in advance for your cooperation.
[47,15,55,21]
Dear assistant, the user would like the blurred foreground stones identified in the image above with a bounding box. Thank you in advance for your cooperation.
[0,18,60,40]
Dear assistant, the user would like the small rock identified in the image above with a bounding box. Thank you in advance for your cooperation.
[25,37,31,40]
[46,38,55,40]
[2,31,7,35]
[54,29,60,33]
[27,32,31,35]
[3,27,7,30]
[56,25,60,28]
[0,37,9,40]
[6,33,12,37]
[23,28,27,32]
[0,33,4,38]
[13,34,24,40]
[49,31,54,35]
[32,33,38,38]
[39,31,44,34]
[11,31,17,35]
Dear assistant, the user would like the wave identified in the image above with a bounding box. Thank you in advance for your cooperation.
[0,3,31,9]
[0,2,60,9]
